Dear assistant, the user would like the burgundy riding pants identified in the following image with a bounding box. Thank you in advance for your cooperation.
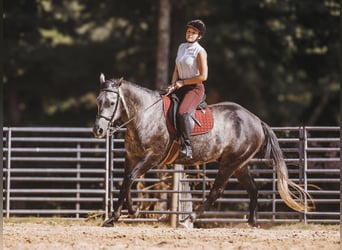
[175,83,205,116]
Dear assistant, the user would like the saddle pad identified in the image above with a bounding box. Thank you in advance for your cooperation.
[163,96,214,136]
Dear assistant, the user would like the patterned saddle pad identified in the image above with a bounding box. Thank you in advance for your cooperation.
[163,96,214,136]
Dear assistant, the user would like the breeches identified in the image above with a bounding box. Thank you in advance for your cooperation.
[175,83,205,116]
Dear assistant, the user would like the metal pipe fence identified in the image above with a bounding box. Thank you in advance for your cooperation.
[2,126,340,226]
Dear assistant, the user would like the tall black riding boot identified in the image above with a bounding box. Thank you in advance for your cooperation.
[179,112,194,159]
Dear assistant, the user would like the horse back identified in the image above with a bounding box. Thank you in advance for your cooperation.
[206,101,265,146]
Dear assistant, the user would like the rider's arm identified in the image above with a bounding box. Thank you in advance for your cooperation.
[171,65,179,84]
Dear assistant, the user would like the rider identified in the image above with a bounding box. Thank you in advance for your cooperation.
[170,19,208,159]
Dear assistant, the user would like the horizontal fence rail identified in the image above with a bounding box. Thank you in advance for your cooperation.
[2,126,340,226]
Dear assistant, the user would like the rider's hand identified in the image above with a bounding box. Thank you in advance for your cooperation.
[164,80,184,95]
[167,84,176,91]
[164,84,176,95]
[174,80,184,89]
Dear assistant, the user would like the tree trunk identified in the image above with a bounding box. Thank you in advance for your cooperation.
[307,87,332,125]
[155,0,171,90]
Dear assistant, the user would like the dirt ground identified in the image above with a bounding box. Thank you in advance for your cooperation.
[3,219,340,250]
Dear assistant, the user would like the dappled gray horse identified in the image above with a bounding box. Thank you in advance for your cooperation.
[93,74,313,227]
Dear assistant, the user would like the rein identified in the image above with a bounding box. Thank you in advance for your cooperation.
[101,87,166,135]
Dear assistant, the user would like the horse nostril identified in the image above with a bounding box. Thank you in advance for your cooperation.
[93,125,104,137]
[98,128,103,135]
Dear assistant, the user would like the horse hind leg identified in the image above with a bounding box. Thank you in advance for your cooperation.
[234,165,258,227]
[184,160,238,223]
[185,152,258,224]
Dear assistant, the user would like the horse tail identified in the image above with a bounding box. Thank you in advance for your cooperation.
[261,122,314,212]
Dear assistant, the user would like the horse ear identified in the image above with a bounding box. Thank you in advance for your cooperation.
[118,77,124,86]
[100,73,105,84]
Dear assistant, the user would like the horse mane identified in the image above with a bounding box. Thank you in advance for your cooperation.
[121,79,161,98]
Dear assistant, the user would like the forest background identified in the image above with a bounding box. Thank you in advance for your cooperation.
[3,0,340,127]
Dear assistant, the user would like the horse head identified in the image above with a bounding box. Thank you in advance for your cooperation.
[93,73,124,138]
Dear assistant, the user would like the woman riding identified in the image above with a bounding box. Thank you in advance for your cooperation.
[170,19,208,159]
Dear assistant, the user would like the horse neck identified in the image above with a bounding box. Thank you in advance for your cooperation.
[120,82,162,123]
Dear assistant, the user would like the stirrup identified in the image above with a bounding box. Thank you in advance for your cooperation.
[179,145,193,159]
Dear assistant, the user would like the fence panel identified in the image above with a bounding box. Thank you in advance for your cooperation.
[2,126,340,225]
[3,127,106,218]
[303,126,340,223]
[107,126,340,225]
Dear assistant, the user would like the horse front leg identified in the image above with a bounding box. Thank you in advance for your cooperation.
[124,151,161,217]
[112,171,140,220]
[102,173,132,227]
[125,181,140,217]
[102,151,157,227]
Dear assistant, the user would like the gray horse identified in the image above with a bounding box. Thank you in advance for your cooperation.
[93,74,313,227]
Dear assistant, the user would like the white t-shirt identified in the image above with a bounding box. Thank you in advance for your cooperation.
[176,42,206,80]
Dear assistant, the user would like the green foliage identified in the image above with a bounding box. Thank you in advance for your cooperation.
[3,0,340,126]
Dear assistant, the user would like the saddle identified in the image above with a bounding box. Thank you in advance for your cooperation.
[163,93,214,136]
[158,94,214,165]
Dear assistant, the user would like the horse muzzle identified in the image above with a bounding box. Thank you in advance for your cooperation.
[93,125,105,138]
[93,118,108,138]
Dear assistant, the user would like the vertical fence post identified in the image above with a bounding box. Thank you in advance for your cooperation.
[272,128,276,222]
[272,167,276,222]
[202,164,206,202]
[298,126,305,222]
[303,126,308,223]
[178,168,193,228]
[298,127,305,184]
[170,164,181,228]
[76,143,81,219]
[110,133,114,212]
[6,128,12,219]
[104,130,112,220]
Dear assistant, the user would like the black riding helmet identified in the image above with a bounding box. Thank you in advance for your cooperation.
[187,19,206,38]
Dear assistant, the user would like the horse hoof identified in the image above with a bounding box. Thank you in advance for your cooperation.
[102,217,115,227]
[134,208,140,217]
[247,220,258,228]
[189,212,197,223]
[180,215,190,223]
[129,208,140,218]
[177,221,193,229]
[180,212,197,223]
[247,222,259,228]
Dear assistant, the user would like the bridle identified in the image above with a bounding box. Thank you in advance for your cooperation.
[96,85,165,134]
[96,88,121,124]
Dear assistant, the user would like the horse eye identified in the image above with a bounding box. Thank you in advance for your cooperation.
[110,102,115,106]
